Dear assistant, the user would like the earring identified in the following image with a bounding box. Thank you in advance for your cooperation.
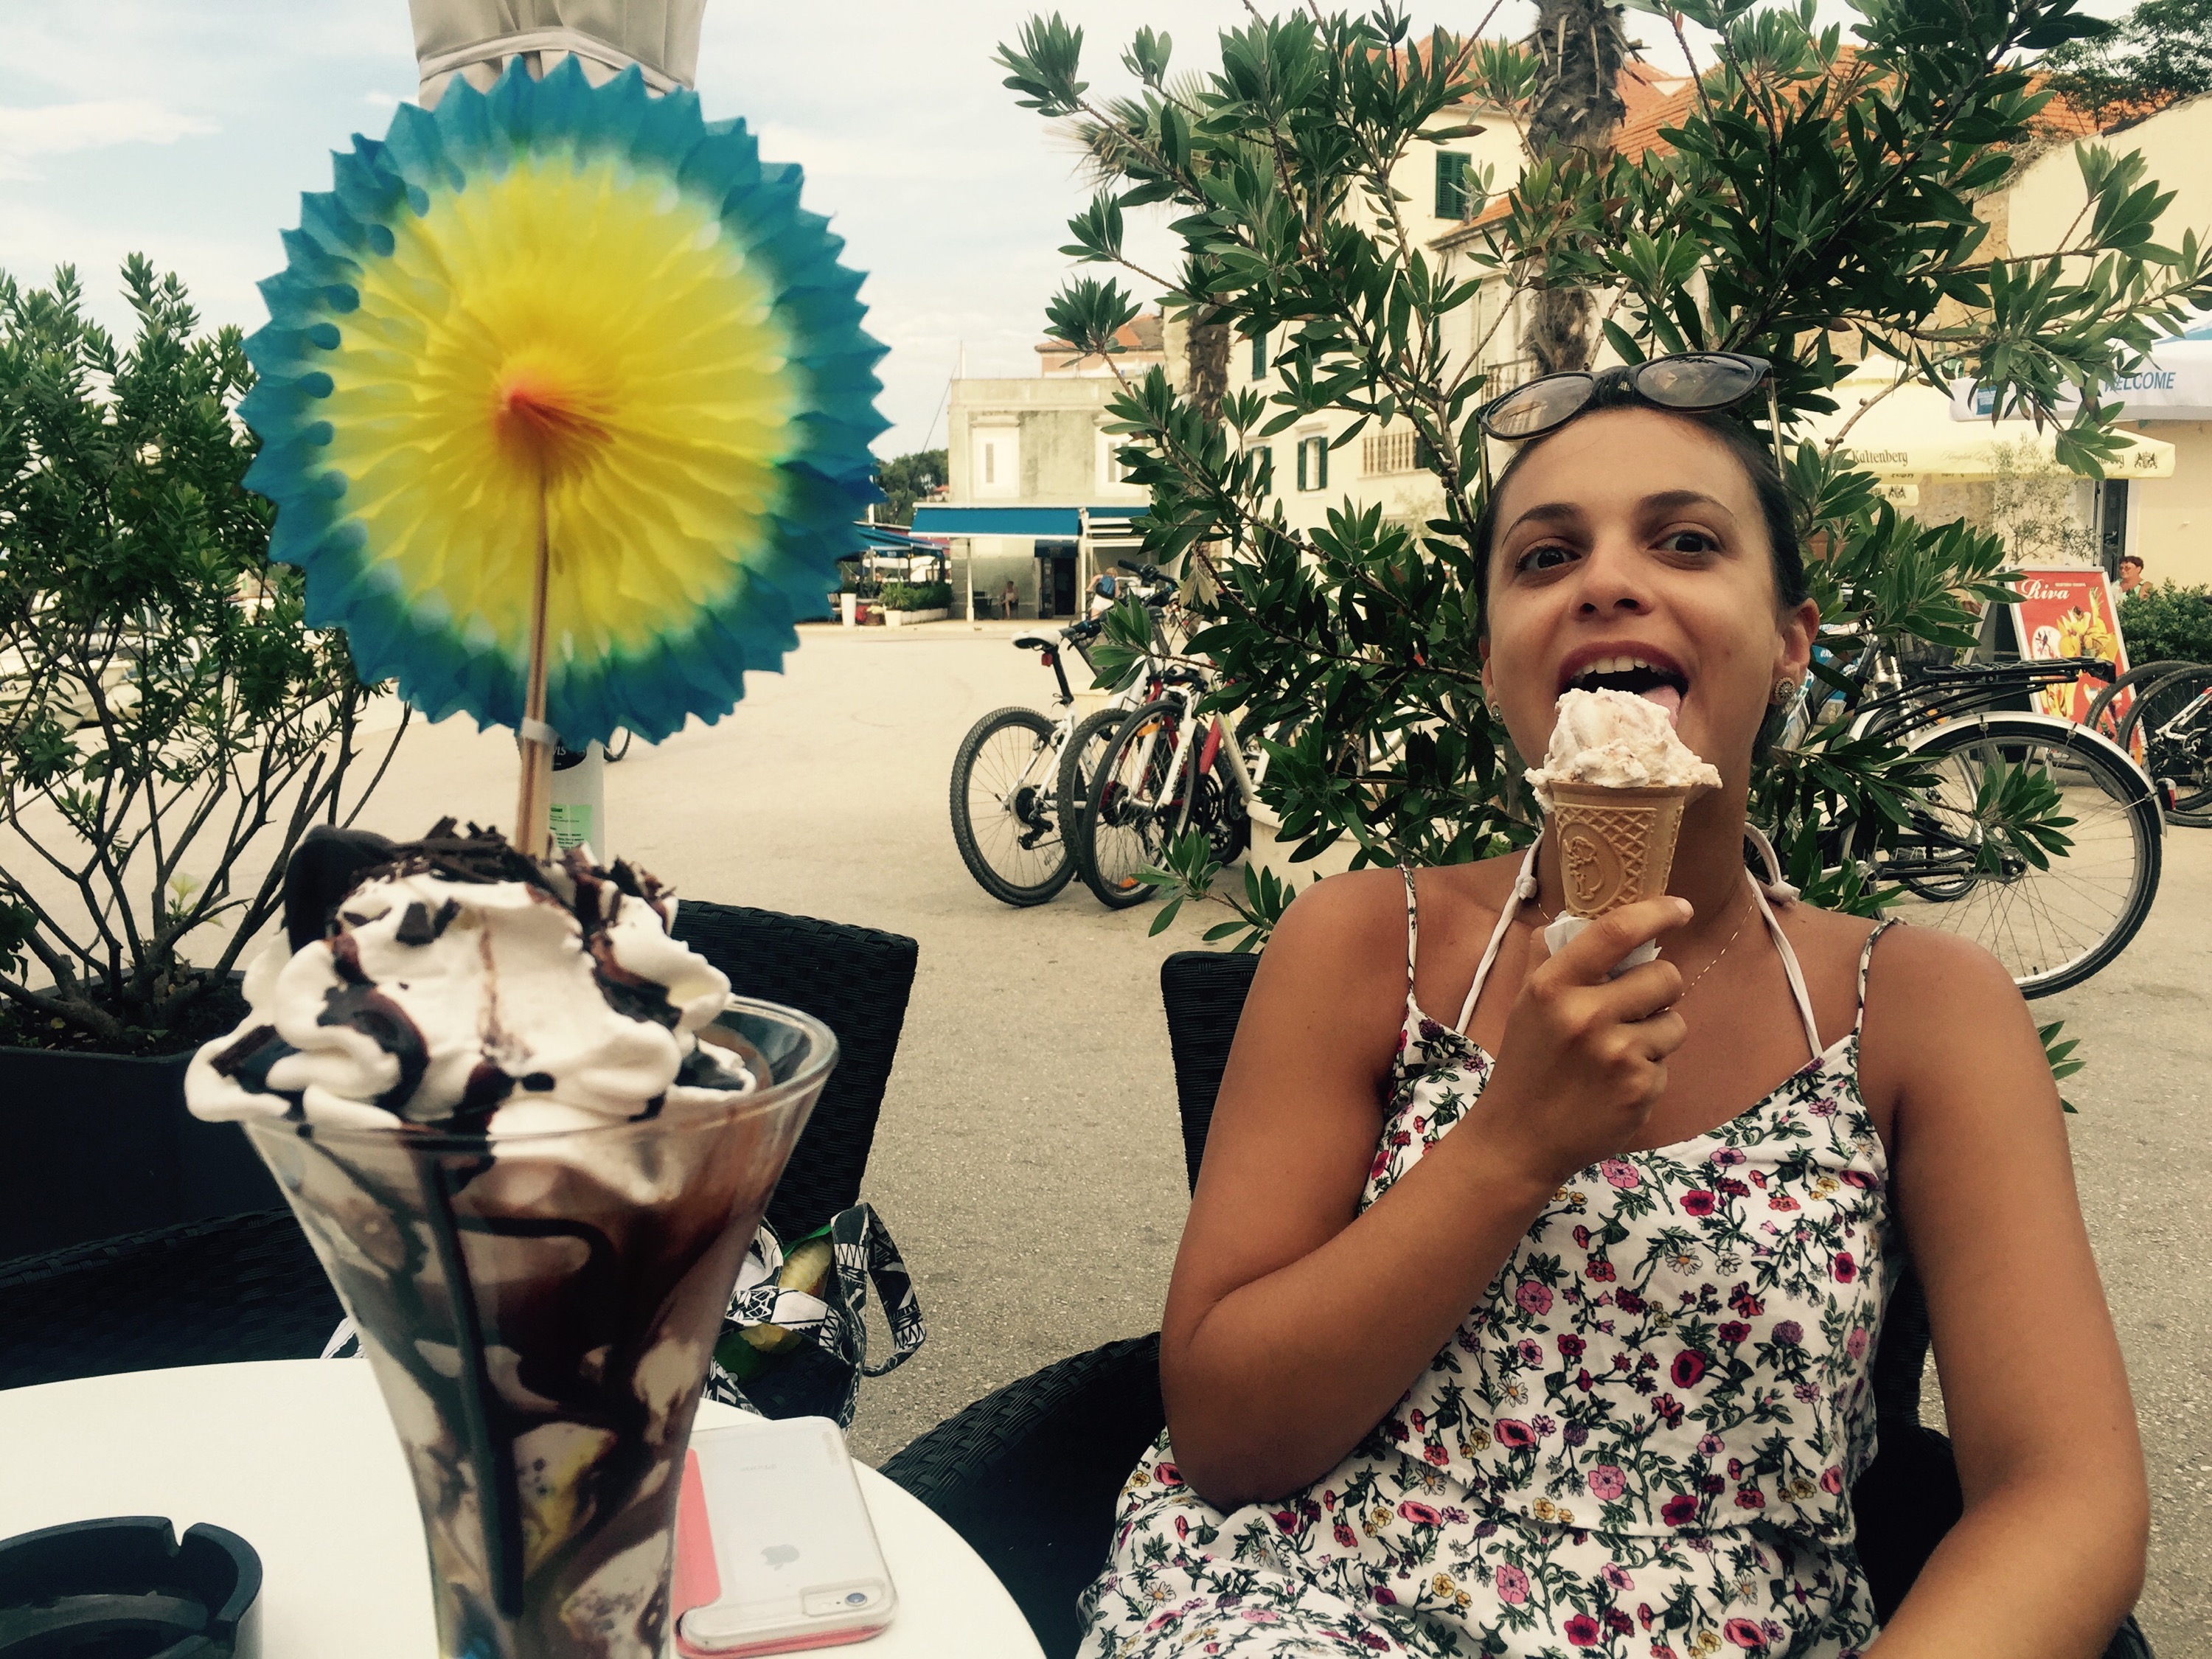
[1484,696,1503,720]
[1771,677,1798,706]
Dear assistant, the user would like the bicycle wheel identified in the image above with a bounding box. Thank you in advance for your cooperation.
[949,706,1074,906]
[1079,698,1185,909]
[2081,659,2197,747]
[2120,663,2212,827]
[1856,716,2160,998]
[1057,706,1129,894]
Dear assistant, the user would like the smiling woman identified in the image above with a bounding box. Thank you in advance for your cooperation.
[1078,397,2151,1659]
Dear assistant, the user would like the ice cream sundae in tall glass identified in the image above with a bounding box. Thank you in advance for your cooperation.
[188,823,833,1658]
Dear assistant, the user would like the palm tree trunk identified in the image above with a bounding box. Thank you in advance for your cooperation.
[1520,0,1632,376]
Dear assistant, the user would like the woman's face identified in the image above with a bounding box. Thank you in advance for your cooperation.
[1480,407,1817,787]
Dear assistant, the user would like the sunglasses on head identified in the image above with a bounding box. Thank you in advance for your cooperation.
[1474,352,1782,489]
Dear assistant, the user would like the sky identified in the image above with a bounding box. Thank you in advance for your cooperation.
[0,0,2134,459]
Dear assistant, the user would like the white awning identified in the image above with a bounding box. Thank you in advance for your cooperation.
[1801,372,2174,480]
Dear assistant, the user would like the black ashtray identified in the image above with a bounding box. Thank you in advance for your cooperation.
[0,1517,260,1658]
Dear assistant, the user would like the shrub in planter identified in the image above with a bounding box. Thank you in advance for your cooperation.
[880,579,953,611]
[2119,581,2212,666]
[0,258,406,1059]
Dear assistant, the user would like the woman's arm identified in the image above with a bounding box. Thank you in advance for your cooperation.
[1158,872,1691,1509]
[1861,929,2149,1658]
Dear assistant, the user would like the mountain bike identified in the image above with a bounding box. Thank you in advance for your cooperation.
[948,577,1180,906]
[2115,661,2212,827]
[1787,633,2163,997]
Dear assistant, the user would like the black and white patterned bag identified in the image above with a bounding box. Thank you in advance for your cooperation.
[703,1203,925,1428]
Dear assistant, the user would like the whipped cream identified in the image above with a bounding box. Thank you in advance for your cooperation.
[188,831,753,1133]
[1525,687,1722,810]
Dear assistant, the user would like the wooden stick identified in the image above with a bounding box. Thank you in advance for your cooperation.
[515,477,554,860]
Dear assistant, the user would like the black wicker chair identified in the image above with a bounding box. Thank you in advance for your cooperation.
[671,899,918,1242]
[0,1211,344,1391]
[885,949,2152,1659]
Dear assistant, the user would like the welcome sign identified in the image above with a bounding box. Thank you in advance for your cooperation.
[1952,340,2212,424]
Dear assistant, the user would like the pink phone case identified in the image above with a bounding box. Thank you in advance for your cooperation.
[671,1448,890,1658]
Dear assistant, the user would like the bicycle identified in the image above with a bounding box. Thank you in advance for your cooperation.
[1075,661,1276,909]
[2115,661,2212,827]
[2081,658,2203,750]
[948,576,1180,906]
[1786,632,2163,997]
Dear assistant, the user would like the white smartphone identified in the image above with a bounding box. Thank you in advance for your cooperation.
[672,1416,897,1657]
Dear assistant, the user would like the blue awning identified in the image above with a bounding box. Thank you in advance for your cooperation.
[848,523,948,554]
[910,505,1144,535]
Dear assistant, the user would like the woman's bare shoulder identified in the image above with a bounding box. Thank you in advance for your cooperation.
[1262,866,1408,972]
[1848,918,2036,1119]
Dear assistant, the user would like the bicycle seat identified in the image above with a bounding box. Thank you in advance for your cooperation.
[1012,634,1055,651]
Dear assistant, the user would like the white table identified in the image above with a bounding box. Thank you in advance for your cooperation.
[0,1360,1043,1659]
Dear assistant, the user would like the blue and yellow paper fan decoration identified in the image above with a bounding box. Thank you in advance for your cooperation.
[240,58,886,747]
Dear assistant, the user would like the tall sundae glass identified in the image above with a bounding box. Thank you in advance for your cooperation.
[189,824,834,1658]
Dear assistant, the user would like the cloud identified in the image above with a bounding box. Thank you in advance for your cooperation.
[0,100,217,181]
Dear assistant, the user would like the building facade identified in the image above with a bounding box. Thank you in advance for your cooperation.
[1993,94,2212,589]
[923,319,1162,619]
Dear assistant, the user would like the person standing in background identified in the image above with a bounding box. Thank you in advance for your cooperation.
[2117,553,2145,594]
[1087,569,1119,619]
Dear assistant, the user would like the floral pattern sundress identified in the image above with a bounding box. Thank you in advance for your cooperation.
[1079,853,1902,1659]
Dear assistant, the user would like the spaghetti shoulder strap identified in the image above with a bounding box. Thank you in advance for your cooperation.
[1397,863,1420,1002]
[1454,842,1541,1035]
[1853,919,1899,1037]
[1750,879,1823,1060]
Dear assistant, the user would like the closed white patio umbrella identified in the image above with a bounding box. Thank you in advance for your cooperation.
[409,0,709,105]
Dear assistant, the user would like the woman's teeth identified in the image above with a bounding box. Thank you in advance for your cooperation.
[1565,658,1688,724]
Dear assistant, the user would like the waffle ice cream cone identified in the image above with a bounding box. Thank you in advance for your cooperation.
[1546,781,1697,917]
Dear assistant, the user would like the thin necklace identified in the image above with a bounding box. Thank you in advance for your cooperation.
[1527,877,1750,1005]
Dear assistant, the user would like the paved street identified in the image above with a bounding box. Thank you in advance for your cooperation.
[330,622,2209,1652]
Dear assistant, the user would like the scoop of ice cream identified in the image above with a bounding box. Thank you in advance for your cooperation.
[1524,687,1722,810]
[188,821,754,1133]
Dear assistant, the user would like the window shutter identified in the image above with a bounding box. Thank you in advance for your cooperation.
[1435,151,1469,219]
[1296,435,1327,491]
[1251,329,1267,380]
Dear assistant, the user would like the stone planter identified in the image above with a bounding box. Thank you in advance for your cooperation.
[0,1045,280,1260]
[882,607,950,627]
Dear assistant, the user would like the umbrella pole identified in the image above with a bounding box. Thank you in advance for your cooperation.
[516,477,554,859]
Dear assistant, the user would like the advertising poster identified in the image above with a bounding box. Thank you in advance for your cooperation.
[2007,567,2130,728]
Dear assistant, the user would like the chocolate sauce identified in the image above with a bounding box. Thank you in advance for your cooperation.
[586,934,681,1029]
[209,1022,305,1107]
[320,933,431,1113]
[456,1061,518,1128]
[394,897,463,947]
